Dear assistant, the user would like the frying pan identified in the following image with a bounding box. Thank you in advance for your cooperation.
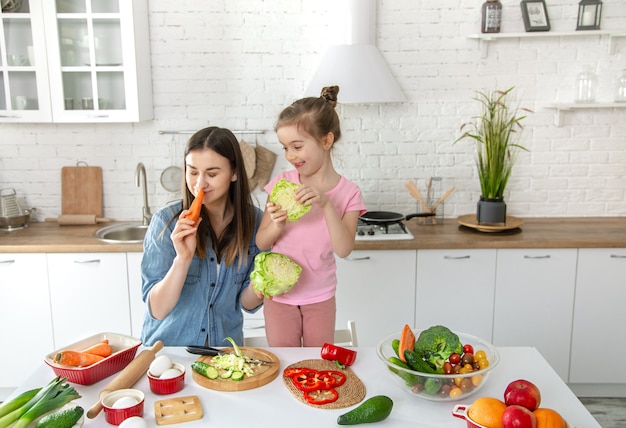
[360,210,434,224]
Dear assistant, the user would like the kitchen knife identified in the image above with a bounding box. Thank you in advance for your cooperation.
[86,340,164,419]
[185,345,274,364]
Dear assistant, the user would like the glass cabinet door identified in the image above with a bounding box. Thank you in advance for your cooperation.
[0,0,52,122]
[43,0,152,123]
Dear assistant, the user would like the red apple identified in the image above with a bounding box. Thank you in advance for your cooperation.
[504,379,541,411]
[502,404,537,428]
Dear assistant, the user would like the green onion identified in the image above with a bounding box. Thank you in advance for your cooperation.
[0,376,80,428]
[0,388,41,419]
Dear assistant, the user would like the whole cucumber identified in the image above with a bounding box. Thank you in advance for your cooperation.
[404,350,436,374]
[35,405,84,428]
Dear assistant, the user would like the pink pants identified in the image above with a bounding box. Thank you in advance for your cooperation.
[263,296,336,347]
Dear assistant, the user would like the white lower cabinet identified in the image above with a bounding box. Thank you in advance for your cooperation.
[335,250,416,346]
[570,248,626,386]
[0,254,54,391]
[415,249,497,341]
[127,252,144,339]
[47,253,131,347]
[493,249,577,382]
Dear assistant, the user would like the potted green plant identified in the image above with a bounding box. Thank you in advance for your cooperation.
[454,87,530,224]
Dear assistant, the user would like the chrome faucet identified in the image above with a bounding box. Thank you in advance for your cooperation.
[135,162,151,225]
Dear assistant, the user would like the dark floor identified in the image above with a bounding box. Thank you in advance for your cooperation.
[580,397,626,428]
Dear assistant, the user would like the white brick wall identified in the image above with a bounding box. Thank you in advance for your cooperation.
[1,0,625,221]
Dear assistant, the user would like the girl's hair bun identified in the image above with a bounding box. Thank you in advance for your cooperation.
[320,86,339,107]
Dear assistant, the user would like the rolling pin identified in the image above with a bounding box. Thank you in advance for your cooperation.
[87,340,164,419]
[45,214,111,225]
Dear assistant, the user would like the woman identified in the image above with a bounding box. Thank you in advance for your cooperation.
[141,126,263,346]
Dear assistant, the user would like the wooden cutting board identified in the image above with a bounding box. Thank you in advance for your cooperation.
[191,347,279,391]
[62,165,103,217]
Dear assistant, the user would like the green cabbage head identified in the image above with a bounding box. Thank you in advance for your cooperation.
[251,251,302,297]
[270,178,312,221]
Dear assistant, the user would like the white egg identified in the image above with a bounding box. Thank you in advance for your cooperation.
[111,396,138,409]
[118,416,147,428]
[149,355,172,377]
[159,367,182,379]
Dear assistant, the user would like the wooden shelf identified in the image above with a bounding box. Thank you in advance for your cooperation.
[543,102,626,126]
[467,30,626,58]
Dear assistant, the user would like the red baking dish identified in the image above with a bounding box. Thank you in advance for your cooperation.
[44,332,141,385]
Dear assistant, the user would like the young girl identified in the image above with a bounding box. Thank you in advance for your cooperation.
[141,126,264,346]
[256,86,366,347]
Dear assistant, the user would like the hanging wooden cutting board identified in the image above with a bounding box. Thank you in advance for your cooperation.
[191,347,279,391]
[62,164,103,217]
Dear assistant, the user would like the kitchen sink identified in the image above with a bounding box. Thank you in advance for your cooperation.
[95,223,148,243]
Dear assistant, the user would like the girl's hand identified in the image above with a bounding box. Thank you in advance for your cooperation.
[296,185,328,208]
[266,202,287,229]
[171,211,201,259]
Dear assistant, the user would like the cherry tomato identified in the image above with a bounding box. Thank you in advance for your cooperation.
[461,352,474,366]
[463,344,474,355]
[475,350,487,361]
[449,353,461,365]
[444,362,453,374]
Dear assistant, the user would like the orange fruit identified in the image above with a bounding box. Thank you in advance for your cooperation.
[533,408,567,428]
[468,397,507,428]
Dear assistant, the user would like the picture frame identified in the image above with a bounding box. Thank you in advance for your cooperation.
[520,0,551,32]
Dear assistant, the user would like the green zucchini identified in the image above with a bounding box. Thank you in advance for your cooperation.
[191,361,219,379]
[35,405,84,428]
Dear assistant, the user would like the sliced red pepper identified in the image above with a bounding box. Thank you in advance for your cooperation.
[283,367,313,378]
[304,388,339,405]
[292,371,325,392]
[320,370,346,387]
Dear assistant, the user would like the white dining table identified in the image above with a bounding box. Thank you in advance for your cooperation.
[11,346,600,428]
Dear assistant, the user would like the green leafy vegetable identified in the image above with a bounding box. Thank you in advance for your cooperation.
[0,376,80,428]
[251,251,301,297]
[269,179,312,221]
[414,325,462,374]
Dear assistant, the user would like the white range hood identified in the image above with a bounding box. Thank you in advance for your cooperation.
[304,0,405,104]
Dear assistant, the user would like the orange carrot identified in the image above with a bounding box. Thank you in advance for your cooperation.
[81,339,113,357]
[184,189,205,223]
[54,350,105,367]
[398,324,416,363]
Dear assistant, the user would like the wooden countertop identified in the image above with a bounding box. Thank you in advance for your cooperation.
[1,217,626,253]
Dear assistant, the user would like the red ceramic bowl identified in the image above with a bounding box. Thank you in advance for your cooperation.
[44,332,141,385]
[102,389,144,426]
[148,362,185,394]
[452,404,488,428]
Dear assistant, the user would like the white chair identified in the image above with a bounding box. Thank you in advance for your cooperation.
[243,320,358,347]
[334,320,358,347]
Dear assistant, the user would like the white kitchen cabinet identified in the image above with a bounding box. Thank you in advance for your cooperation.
[493,249,577,382]
[0,253,53,391]
[0,0,152,123]
[570,248,626,386]
[127,252,144,339]
[335,250,416,346]
[415,249,497,341]
[47,252,131,346]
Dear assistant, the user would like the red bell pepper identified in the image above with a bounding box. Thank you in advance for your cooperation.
[304,388,339,405]
[320,343,357,367]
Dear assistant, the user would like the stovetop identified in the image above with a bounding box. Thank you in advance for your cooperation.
[356,220,414,241]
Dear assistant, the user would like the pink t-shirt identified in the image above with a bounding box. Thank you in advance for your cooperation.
[264,170,366,305]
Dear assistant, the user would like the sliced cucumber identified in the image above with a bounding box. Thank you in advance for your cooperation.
[231,370,244,381]
[191,361,219,379]
[220,369,233,379]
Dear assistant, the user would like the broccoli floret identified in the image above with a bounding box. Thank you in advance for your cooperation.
[414,325,463,374]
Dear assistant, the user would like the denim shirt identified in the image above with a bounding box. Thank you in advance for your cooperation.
[140,201,262,347]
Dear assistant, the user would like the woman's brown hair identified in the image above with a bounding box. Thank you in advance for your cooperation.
[181,126,256,265]
[275,86,341,143]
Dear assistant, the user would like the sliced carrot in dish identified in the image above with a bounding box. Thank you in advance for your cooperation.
[81,339,113,357]
[54,350,105,367]
[398,324,416,363]
[184,189,205,223]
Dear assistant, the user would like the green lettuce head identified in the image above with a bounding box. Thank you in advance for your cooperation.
[251,251,302,297]
[269,178,312,221]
